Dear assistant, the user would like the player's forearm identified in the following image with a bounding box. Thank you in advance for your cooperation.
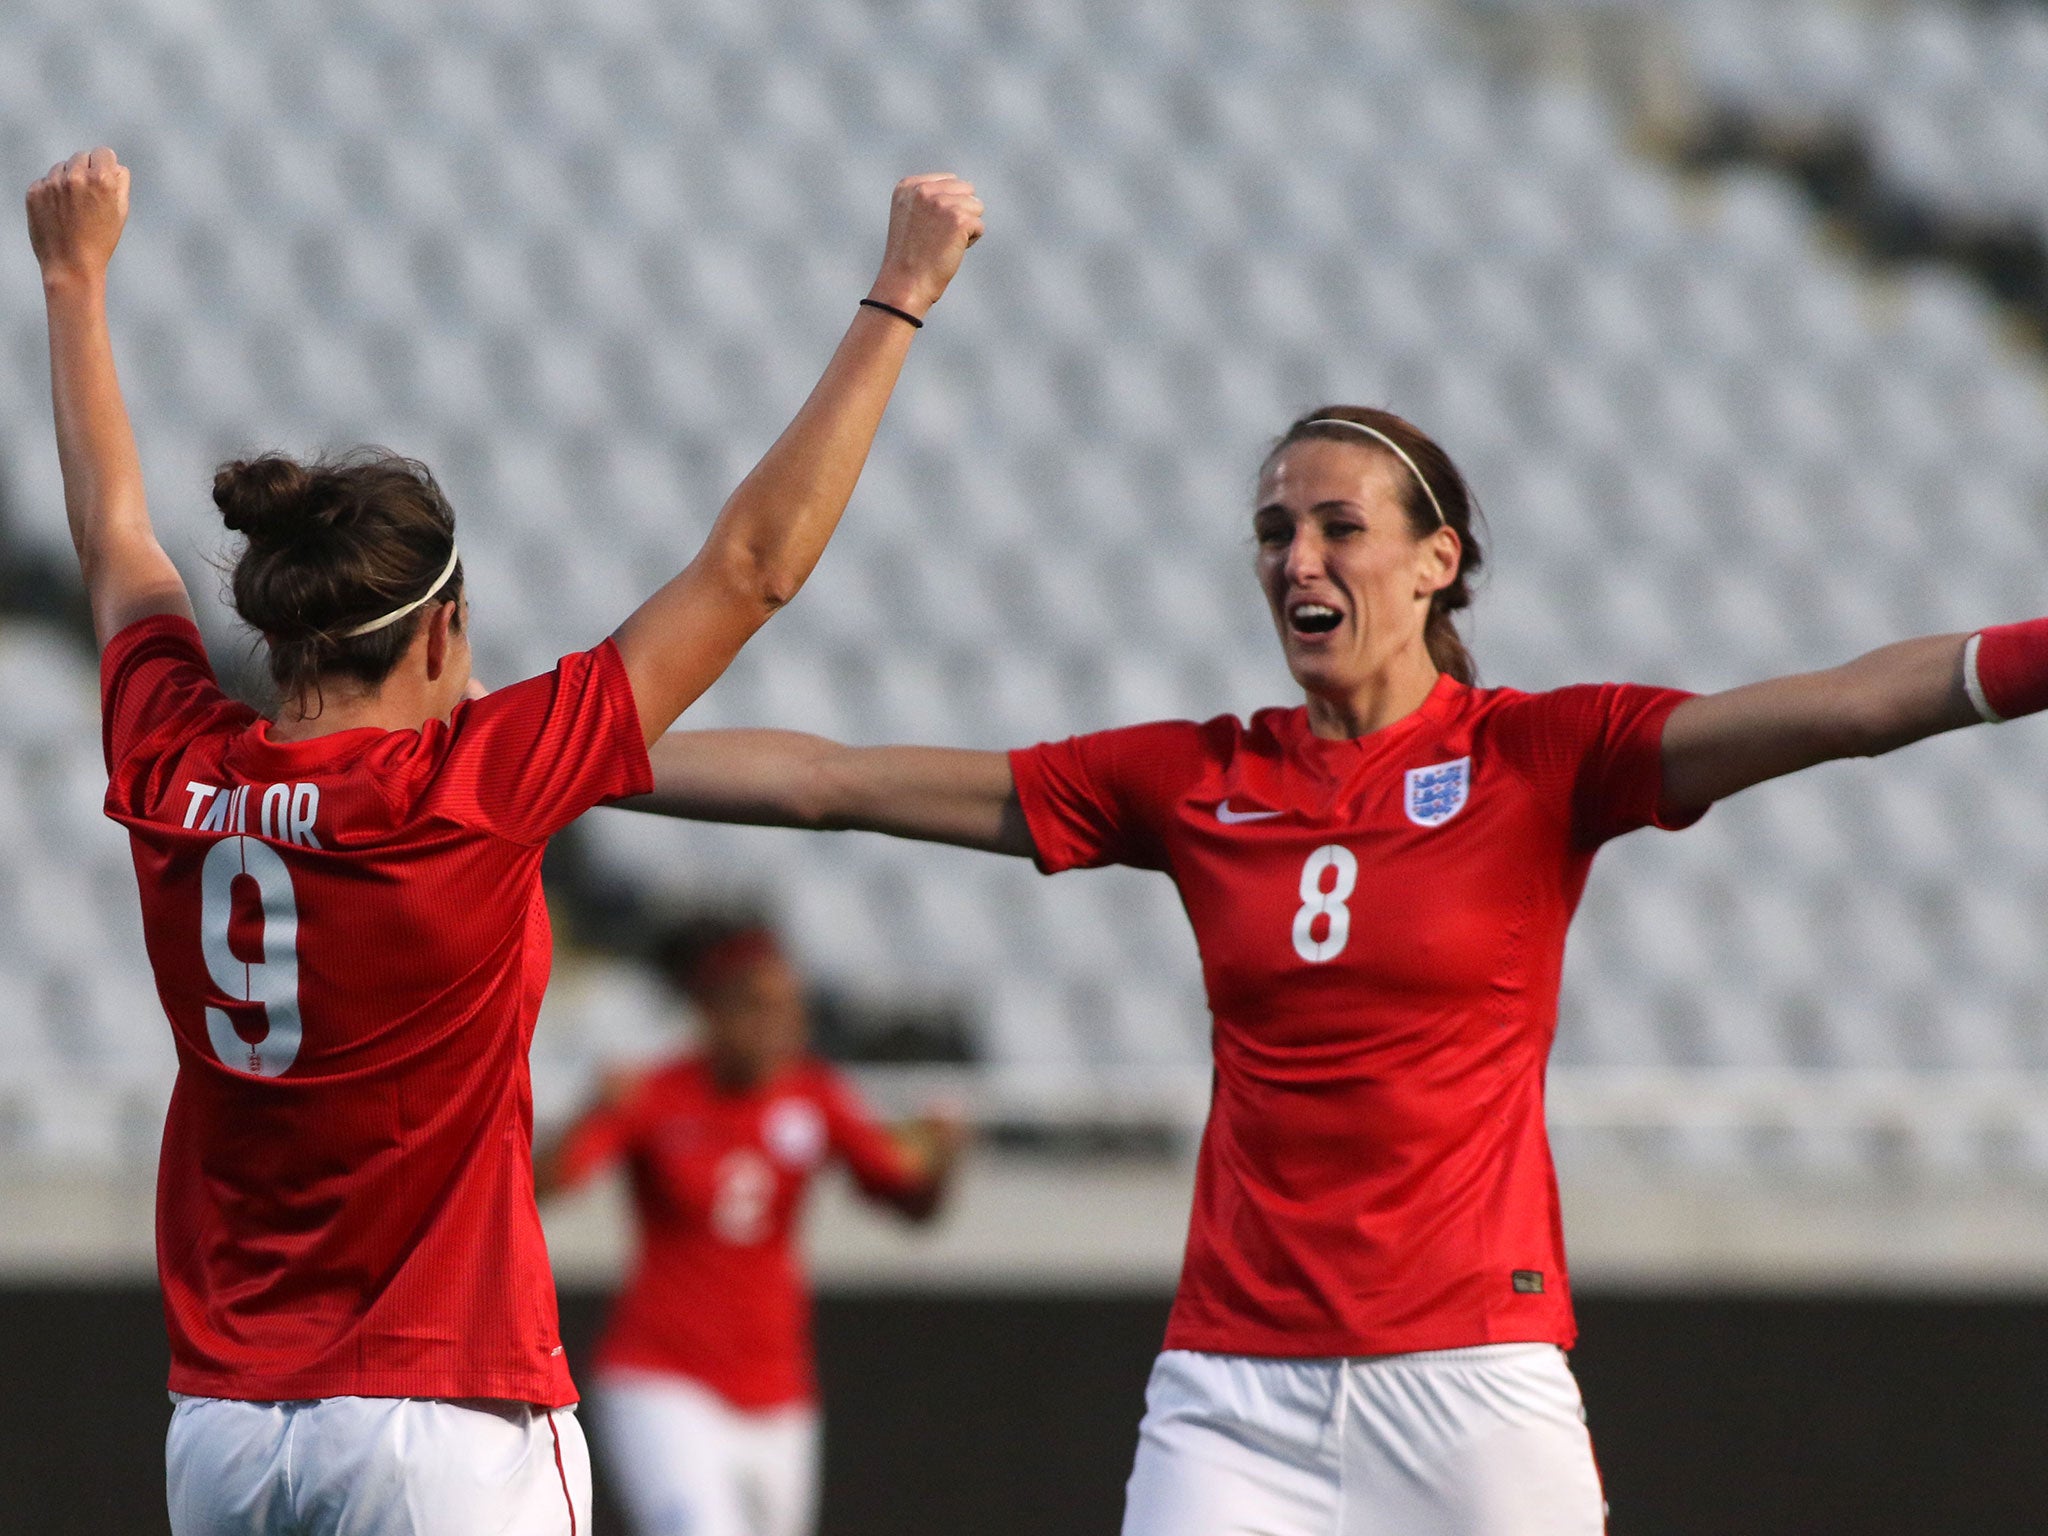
[610,175,979,740]
[630,729,850,829]
[43,276,188,643]
[30,149,192,644]
[609,315,920,739]
[884,1119,963,1222]
[631,731,1033,855]
[816,744,1030,853]
[705,309,914,609]
[45,275,151,566]
[530,1138,570,1200]
[1661,634,1976,807]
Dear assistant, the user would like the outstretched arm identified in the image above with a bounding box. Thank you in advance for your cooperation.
[876,1108,968,1223]
[532,1067,644,1200]
[28,148,193,646]
[625,729,1037,857]
[1661,631,1988,809]
[612,175,984,744]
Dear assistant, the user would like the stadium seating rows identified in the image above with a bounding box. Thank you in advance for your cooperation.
[1,0,2046,1172]
[1679,0,2048,215]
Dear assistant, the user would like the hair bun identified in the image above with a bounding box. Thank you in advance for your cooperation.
[213,456,326,543]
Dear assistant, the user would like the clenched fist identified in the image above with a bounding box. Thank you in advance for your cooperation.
[27,147,130,286]
[866,173,984,322]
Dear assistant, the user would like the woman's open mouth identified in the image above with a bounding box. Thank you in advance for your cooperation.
[1288,602,1342,636]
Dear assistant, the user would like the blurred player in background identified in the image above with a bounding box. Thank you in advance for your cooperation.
[28,143,981,1535]
[537,916,963,1536]
[615,404,2048,1535]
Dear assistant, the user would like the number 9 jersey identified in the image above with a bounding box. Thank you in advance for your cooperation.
[1009,675,1701,1361]
[100,615,653,1406]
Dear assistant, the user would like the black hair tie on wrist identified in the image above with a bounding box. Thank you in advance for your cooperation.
[859,298,924,329]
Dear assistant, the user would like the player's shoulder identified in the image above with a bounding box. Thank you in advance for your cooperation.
[1123,710,1305,787]
[1459,679,1642,728]
[1456,679,1546,713]
[101,610,210,673]
[306,700,525,819]
[786,1053,856,1101]
[1180,707,1299,762]
[1459,680,1690,788]
[1062,714,1215,752]
[101,614,255,751]
[660,1051,715,1088]
[1034,714,1243,787]
[618,1052,710,1105]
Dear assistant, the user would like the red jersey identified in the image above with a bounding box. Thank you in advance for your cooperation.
[1010,675,1700,1359]
[100,615,652,1405]
[555,1055,927,1409]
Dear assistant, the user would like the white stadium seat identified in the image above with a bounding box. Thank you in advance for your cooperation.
[5,0,2048,1179]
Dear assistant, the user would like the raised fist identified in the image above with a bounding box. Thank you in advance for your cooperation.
[866,173,985,322]
[26,147,130,284]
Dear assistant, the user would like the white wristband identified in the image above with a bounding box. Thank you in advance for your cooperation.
[1962,632,2005,724]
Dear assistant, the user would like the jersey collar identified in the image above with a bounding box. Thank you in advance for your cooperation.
[1285,671,1465,754]
[228,717,399,778]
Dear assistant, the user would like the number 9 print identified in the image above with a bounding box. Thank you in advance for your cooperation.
[200,836,303,1076]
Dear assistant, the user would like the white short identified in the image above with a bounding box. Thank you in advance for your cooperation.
[591,1370,821,1536]
[1122,1345,1606,1536]
[165,1394,589,1536]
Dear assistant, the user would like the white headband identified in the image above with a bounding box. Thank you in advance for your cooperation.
[339,543,461,638]
[1300,418,1448,530]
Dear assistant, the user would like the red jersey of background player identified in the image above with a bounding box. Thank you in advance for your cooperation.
[1010,674,1701,1360]
[550,1050,933,1409]
[101,615,651,1406]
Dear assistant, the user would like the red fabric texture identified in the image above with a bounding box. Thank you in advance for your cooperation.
[1009,676,1700,1360]
[101,614,652,1405]
[555,1055,926,1409]
[1974,619,2048,721]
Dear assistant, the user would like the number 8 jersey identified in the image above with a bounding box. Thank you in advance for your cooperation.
[100,615,653,1406]
[1009,675,1700,1360]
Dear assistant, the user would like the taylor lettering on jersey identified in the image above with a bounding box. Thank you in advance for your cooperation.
[181,779,323,846]
[101,614,652,1405]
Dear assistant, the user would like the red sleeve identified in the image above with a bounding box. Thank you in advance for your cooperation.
[820,1070,927,1206]
[1008,720,1206,874]
[551,1095,639,1191]
[1489,683,1704,849]
[431,639,653,845]
[99,614,251,778]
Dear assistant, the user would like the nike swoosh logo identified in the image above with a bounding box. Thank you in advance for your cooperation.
[1217,800,1284,824]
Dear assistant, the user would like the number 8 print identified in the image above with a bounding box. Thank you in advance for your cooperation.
[1292,844,1358,963]
[200,836,303,1076]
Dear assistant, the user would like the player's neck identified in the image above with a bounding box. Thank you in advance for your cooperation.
[270,675,451,742]
[1301,651,1442,740]
[709,1057,786,1095]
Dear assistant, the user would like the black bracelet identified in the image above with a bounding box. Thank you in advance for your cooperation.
[859,297,924,329]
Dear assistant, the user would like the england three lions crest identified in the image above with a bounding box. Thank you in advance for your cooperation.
[1404,757,1471,828]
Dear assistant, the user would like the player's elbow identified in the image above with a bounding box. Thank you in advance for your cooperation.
[893,1184,946,1224]
[802,747,876,832]
[750,560,807,614]
[531,1155,567,1202]
[1835,673,1929,759]
[703,537,808,616]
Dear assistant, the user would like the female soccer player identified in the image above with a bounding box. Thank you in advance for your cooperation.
[536,917,962,1536]
[28,145,980,1535]
[620,403,2048,1535]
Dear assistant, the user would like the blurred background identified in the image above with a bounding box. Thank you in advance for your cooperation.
[4,0,2048,1530]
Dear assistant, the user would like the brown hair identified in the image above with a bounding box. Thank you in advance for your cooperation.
[652,914,783,1002]
[1265,406,1485,685]
[214,449,464,707]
